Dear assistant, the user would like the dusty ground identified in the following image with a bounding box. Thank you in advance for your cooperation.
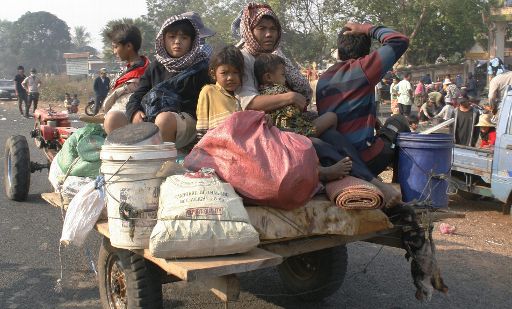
[379,169,512,258]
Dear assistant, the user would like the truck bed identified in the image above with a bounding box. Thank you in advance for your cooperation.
[452,145,493,182]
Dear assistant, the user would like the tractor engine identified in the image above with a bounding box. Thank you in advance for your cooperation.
[30,108,77,151]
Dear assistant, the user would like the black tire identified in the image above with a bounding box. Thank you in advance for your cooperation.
[98,237,163,309]
[277,245,348,302]
[4,135,31,201]
[85,103,96,116]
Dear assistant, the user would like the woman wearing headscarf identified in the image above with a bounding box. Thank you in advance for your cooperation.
[235,2,311,112]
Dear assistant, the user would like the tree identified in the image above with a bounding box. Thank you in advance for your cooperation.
[346,0,491,65]
[101,17,157,63]
[0,20,17,77]
[71,26,91,50]
[7,11,71,73]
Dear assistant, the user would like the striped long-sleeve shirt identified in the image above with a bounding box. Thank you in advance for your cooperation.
[316,25,409,162]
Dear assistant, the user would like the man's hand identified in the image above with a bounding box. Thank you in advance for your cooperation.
[343,22,372,36]
[132,111,145,123]
[285,92,307,111]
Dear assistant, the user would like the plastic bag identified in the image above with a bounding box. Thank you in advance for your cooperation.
[184,111,319,210]
[150,169,260,258]
[60,178,105,247]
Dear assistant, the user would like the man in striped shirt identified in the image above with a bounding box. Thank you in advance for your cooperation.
[315,23,409,207]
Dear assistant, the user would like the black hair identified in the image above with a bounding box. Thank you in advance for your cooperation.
[404,72,411,78]
[106,23,142,52]
[163,20,196,43]
[209,45,244,81]
[337,27,371,61]
[407,114,419,125]
[17,65,24,70]
[254,53,285,85]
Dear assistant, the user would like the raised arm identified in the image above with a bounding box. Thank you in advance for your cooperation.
[346,23,409,86]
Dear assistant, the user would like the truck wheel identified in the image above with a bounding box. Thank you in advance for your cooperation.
[98,237,163,309]
[4,135,30,201]
[277,245,347,302]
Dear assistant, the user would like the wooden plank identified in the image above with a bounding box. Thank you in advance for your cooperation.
[202,275,240,302]
[135,247,282,282]
[41,192,65,209]
[261,233,386,257]
[94,221,281,282]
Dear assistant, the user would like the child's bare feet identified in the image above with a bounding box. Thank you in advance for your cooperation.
[318,157,352,182]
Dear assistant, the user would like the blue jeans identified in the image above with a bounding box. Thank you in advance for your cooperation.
[310,129,376,182]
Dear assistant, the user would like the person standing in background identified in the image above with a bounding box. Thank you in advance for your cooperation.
[93,68,110,115]
[397,72,413,116]
[466,72,478,98]
[21,68,41,117]
[14,65,27,117]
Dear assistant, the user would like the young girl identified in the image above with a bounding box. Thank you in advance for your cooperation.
[116,12,213,149]
[196,45,243,138]
[476,113,496,148]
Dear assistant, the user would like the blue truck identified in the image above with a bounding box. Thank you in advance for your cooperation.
[451,86,512,214]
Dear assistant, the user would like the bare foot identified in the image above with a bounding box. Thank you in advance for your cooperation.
[371,179,402,208]
[318,157,352,182]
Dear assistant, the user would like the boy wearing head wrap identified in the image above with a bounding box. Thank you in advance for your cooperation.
[118,12,213,148]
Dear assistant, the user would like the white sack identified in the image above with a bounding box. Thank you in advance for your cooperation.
[150,171,260,258]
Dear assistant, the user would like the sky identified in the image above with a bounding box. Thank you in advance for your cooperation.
[0,0,148,51]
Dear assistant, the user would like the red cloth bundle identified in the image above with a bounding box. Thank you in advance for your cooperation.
[325,176,384,210]
[184,111,319,210]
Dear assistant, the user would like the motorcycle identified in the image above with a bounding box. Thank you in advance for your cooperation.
[85,98,97,116]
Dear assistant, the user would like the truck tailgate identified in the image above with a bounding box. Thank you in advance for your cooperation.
[452,145,492,179]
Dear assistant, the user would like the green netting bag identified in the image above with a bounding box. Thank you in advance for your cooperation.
[56,124,106,178]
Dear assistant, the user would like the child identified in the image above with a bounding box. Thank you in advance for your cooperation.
[117,12,213,148]
[390,77,400,115]
[63,93,72,110]
[408,114,419,132]
[196,45,243,138]
[102,23,150,133]
[254,53,352,181]
[254,53,338,138]
[475,113,496,148]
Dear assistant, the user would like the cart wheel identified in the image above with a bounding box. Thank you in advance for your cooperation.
[98,237,163,309]
[4,135,31,201]
[277,245,347,302]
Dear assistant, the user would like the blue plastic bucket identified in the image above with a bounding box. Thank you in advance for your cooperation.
[396,133,453,208]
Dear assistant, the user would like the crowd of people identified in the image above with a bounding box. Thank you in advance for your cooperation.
[377,70,496,149]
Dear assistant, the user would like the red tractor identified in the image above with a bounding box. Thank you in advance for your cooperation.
[4,107,98,201]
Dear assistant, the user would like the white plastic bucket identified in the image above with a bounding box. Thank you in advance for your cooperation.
[101,143,176,249]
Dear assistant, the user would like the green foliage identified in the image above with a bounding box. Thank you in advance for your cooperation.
[346,0,490,65]
[0,20,16,77]
[71,26,93,52]
[7,11,71,73]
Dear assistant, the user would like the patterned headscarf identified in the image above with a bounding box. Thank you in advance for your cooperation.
[155,14,209,74]
[240,3,281,55]
[239,3,312,101]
